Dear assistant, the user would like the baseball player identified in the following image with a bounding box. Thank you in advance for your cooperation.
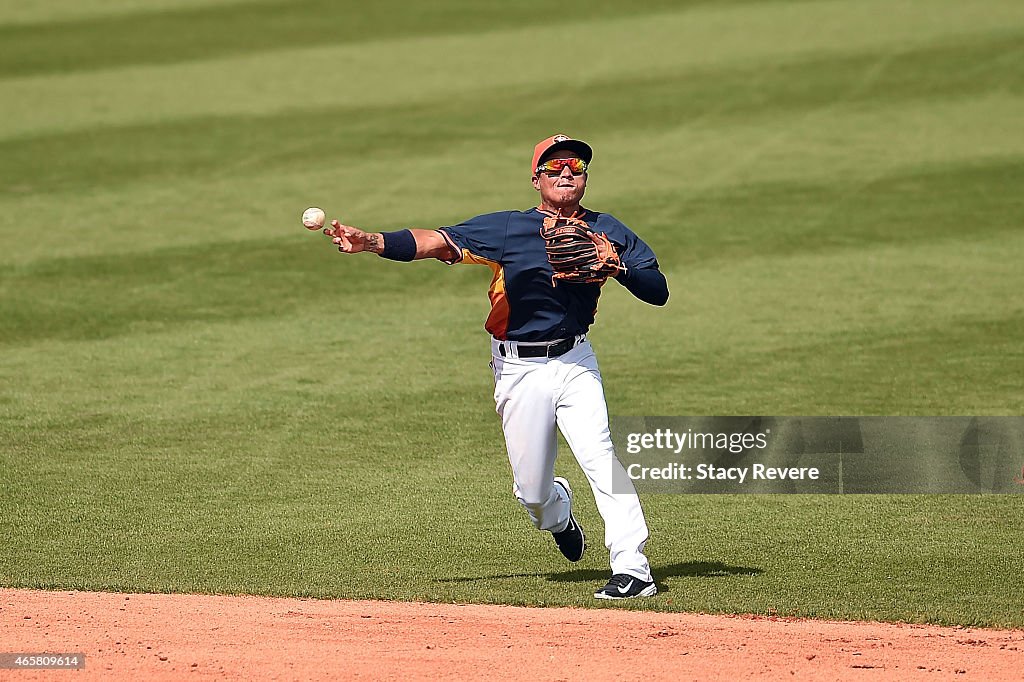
[320,135,669,599]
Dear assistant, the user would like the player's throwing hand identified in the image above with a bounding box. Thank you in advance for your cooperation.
[324,219,381,254]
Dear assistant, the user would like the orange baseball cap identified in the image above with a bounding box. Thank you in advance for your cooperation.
[531,134,593,175]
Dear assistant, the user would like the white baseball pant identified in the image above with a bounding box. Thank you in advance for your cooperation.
[490,337,652,581]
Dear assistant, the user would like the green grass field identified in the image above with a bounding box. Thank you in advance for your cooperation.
[1,0,1022,627]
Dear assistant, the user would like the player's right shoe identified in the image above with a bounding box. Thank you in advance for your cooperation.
[551,477,585,562]
[594,574,658,600]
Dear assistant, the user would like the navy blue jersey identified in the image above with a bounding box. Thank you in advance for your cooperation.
[438,207,660,341]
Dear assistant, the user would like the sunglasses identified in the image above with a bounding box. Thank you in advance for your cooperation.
[535,157,588,176]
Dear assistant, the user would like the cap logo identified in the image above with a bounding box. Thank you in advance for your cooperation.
[553,135,569,143]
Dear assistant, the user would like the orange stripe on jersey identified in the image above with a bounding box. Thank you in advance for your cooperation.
[460,249,511,340]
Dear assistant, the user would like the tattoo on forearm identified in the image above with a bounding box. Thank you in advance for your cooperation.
[365,234,381,253]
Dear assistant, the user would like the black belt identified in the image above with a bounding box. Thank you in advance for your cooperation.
[499,337,581,359]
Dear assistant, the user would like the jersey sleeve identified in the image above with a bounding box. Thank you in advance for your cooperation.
[592,213,660,271]
[436,211,511,265]
[593,212,669,305]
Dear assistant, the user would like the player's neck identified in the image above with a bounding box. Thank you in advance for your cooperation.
[539,201,582,216]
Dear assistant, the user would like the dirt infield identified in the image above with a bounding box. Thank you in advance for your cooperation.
[2,589,1022,680]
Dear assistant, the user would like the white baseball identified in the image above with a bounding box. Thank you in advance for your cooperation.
[301,207,326,230]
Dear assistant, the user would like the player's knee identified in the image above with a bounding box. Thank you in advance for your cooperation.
[575,445,616,467]
[515,491,556,526]
[516,493,547,512]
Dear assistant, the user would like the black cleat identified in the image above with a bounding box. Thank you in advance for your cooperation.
[594,573,658,600]
[551,477,585,562]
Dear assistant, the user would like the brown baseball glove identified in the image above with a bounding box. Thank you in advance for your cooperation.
[540,211,622,285]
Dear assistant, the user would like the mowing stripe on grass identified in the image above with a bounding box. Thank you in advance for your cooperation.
[0,0,707,77]
[3,96,1023,266]
[0,0,271,27]
[3,31,1021,199]
[2,0,1022,140]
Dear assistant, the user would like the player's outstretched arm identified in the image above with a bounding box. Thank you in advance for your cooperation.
[323,220,454,261]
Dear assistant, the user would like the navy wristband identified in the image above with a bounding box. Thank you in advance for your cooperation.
[379,229,417,262]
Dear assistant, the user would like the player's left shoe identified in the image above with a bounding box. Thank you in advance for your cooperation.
[594,574,658,600]
[551,477,585,562]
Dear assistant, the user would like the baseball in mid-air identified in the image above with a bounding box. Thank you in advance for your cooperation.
[301,207,326,230]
